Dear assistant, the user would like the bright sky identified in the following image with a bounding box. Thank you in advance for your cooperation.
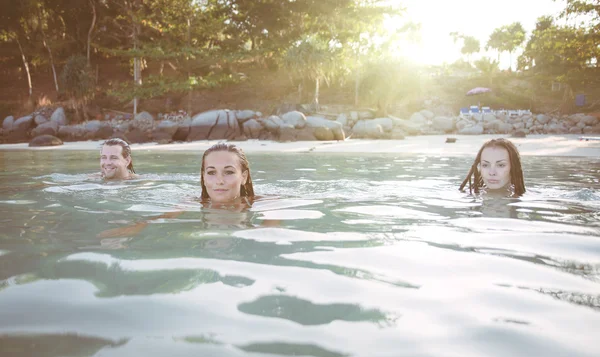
[387,0,567,69]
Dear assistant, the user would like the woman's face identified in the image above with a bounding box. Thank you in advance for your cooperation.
[480,146,511,191]
[202,151,248,203]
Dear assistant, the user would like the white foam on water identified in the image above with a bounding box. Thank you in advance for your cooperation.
[257,209,324,220]
[336,205,446,220]
[0,200,37,205]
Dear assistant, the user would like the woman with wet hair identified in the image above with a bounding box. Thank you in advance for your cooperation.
[459,138,526,197]
[200,142,255,207]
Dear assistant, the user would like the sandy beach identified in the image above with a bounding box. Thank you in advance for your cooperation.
[1,134,599,157]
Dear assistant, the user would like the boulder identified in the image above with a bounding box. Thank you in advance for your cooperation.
[569,126,582,134]
[459,124,484,135]
[3,116,14,131]
[29,134,63,147]
[432,116,454,132]
[31,121,59,137]
[582,115,598,126]
[235,109,257,122]
[420,109,435,120]
[84,120,113,140]
[34,115,48,126]
[313,126,334,141]
[512,130,527,138]
[58,125,86,142]
[352,120,384,139]
[50,107,68,126]
[262,115,284,134]
[173,118,191,141]
[306,116,345,140]
[336,113,348,127]
[394,118,422,135]
[390,127,406,140]
[126,128,152,143]
[13,115,34,132]
[132,111,155,131]
[243,119,263,139]
[281,111,307,129]
[188,109,240,141]
[278,124,297,142]
[155,120,179,136]
[370,118,394,132]
[536,114,550,125]
[409,112,427,124]
[295,127,317,141]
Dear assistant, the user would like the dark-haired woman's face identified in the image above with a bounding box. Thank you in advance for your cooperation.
[480,146,511,190]
[202,151,248,203]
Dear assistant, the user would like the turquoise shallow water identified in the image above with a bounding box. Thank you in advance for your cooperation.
[0,150,599,357]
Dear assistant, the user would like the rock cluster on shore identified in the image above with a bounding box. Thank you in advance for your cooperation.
[2,106,599,147]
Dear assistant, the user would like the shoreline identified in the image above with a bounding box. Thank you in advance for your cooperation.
[1,134,599,157]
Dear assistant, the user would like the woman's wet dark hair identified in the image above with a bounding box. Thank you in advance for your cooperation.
[102,138,135,174]
[459,138,525,197]
[200,143,254,200]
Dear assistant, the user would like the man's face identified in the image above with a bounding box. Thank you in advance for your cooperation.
[100,145,131,180]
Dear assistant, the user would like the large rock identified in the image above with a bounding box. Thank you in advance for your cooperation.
[58,125,86,142]
[173,118,191,141]
[393,118,422,135]
[188,109,240,141]
[582,115,598,126]
[84,120,113,140]
[34,115,48,126]
[306,116,344,140]
[50,107,68,126]
[352,120,384,139]
[13,115,34,132]
[126,128,152,143]
[569,126,582,134]
[313,126,334,141]
[370,118,393,132]
[154,120,179,136]
[2,116,14,131]
[459,124,484,135]
[336,113,348,127]
[432,116,454,132]
[536,114,550,125]
[29,134,63,147]
[132,111,155,131]
[262,115,284,134]
[31,121,59,137]
[409,112,427,124]
[235,109,257,122]
[420,109,435,120]
[243,119,263,139]
[281,111,307,129]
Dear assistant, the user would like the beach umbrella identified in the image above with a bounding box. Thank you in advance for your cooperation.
[466,87,492,108]
[466,87,492,96]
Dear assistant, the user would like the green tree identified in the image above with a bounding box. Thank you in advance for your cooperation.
[450,32,480,63]
[359,57,421,116]
[474,57,499,86]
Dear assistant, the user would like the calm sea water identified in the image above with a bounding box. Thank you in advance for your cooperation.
[0,149,599,357]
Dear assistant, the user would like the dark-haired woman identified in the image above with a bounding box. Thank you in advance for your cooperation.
[459,138,526,197]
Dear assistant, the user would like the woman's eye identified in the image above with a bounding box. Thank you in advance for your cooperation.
[206,171,216,175]
[498,164,505,168]
[225,171,235,175]
[482,164,488,168]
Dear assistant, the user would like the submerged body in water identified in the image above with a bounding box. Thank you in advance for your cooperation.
[0,150,599,357]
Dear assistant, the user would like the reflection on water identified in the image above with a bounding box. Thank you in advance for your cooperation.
[0,150,599,357]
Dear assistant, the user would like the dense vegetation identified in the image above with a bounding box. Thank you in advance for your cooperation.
[0,0,598,120]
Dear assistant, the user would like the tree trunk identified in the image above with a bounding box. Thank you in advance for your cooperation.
[187,17,192,117]
[15,37,33,98]
[313,77,320,112]
[38,9,60,93]
[87,0,97,67]
[559,85,575,114]
[354,56,360,107]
